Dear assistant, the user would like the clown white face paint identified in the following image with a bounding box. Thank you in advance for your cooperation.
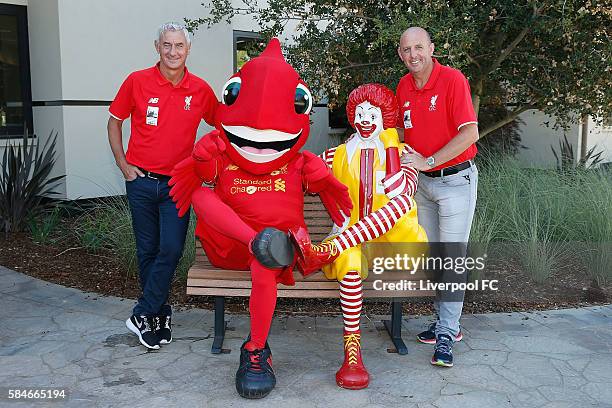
[354,101,383,140]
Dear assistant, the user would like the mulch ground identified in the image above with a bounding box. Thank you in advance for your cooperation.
[1,231,609,317]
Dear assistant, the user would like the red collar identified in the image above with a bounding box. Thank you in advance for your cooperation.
[154,62,190,88]
[407,58,441,91]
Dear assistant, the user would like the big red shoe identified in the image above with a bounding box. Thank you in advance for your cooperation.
[336,331,370,389]
[289,226,340,275]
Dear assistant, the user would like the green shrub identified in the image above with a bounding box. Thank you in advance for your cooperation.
[473,154,611,285]
[74,196,138,275]
[567,171,612,285]
[0,131,64,233]
[74,197,196,281]
[28,206,62,244]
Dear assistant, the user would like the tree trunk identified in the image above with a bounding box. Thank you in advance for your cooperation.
[479,104,532,138]
[472,93,481,117]
[580,114,589,161]
[471,78,484,116]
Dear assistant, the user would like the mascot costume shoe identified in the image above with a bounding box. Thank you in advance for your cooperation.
[291,84,427,389]
[168,38,351,399]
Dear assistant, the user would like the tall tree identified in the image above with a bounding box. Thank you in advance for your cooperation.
[188,0,611,139]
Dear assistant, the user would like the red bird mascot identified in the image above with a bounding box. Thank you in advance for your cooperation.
[168,38,351,399]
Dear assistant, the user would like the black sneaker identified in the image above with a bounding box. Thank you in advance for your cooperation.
[417,322,463,344]
[431,334,454,367]
[155,315,172,344]
[235,340,276,399]
[126,315,160,350]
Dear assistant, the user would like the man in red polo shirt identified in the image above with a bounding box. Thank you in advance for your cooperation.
[107,22,218,350]
[396,27,479,368]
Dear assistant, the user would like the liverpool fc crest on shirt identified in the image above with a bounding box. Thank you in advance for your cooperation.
[184,96,192,110]
[429,95,438,111]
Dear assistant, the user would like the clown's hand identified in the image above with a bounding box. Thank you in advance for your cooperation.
[379,128,400,149]
[169,157,202,217]
[302,151,352,226]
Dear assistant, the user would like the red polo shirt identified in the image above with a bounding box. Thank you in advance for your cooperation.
[396,58,477,171]
[109,63,218,175]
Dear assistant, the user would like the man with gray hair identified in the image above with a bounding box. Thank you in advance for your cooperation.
[108,22,218,349]
[396,27,479,367]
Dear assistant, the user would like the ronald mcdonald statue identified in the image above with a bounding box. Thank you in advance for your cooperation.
[169,39,352,399]
[291,83,428,389]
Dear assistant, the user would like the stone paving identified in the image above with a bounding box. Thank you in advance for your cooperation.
[1,265,611,408]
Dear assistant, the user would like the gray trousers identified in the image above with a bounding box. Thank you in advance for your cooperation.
[415,163,478,341]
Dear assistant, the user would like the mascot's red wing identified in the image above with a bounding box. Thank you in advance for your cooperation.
[169,157,200,218]
[301,151,352,226]
[169,130,227,217]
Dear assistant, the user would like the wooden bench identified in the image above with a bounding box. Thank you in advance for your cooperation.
[187,195,434,355]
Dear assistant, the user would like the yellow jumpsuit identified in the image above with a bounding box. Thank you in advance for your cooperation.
[322,142,428,281]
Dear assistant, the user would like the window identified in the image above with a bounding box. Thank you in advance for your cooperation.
[329,104,349,129]
[0,4,32,137]
[233,31,266,72]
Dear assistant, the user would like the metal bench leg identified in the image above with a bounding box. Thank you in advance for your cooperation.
[211,296,227,354]
[382,299,408,355]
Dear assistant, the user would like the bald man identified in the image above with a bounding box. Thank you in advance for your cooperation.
[396,27,479,368]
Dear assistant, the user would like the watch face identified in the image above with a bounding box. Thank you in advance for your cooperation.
[427,157,435,166]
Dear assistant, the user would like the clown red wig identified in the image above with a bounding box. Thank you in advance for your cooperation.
[346,84,398,129]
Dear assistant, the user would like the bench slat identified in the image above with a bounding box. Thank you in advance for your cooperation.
[188,268,430,281]
[187,278,429,292]
[189,269,331,281]
[187,287,435,298]
[187,279,339,289]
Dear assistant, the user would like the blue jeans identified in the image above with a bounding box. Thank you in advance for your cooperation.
[125,176,190,317]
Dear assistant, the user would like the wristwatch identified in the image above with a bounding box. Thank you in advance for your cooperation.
[426,156,435,168]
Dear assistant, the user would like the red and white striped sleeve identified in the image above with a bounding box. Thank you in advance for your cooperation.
[319,146,337,169]
[382,145,419,198]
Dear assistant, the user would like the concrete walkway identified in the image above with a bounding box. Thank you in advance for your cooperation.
[1,265,611,408]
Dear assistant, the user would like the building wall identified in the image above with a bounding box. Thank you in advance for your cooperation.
[56,0,233,100]
[32,105,67,197]
[515,110,580,168]
[584,116,612,165]
[516,110,612,168]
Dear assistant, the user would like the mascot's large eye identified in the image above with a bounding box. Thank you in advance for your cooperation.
[295,83,313,114]
[222,77,241,105]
